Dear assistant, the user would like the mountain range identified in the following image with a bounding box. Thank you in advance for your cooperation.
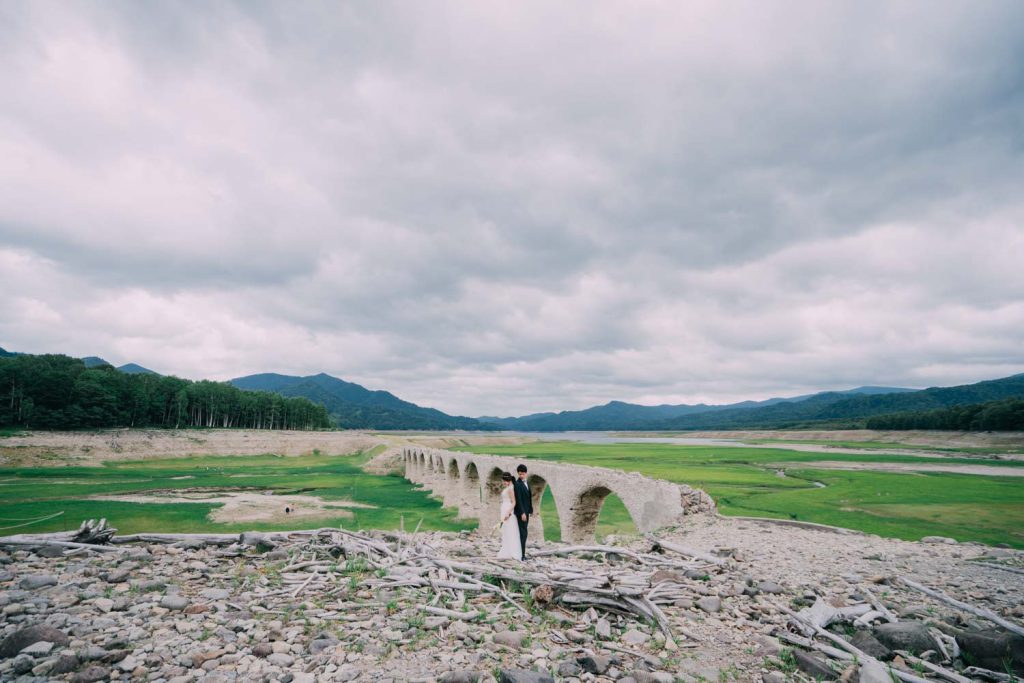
[229,373,490,431]
[4,346,1024,431]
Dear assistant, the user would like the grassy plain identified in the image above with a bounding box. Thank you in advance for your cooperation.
[0,448,474,536]
[456,443,1024,548]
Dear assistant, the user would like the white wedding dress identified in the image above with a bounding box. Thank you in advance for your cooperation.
[496,486,522,560]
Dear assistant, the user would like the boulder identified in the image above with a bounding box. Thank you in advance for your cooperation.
[0,625,70,658]
[858,660,895,683]
[497,669,554,683]
[19,574,58,590]
[557,660,582,676]
[440,671,483,683]
[697,596,722,613]
[72,666,111,683]
[850,630,892,661]
[578,654,611,674]
[956,629,1024,674]
[872,622,935,655]
[493,630,527,649]
[160,595,190,611]
[793,650,838,680]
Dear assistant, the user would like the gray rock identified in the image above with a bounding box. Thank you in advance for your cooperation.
[757,580,784,594]
[850,630,892,661]
[497,670,554,683]
[762,673,785,683]
[309,639,336,655]
[252,642,273,658]
[493,630,528,649]
[956,629,1024,674]
[267,652,295,667]
[858,660,897,683]
[578,654,611,674]
[595,617,611,639]
[12,654,34,675]
[19,640,54,656]
[19,574,58,590]
[51,653,80,674]
[793,650,838,680]
[557,660,582,676]
[160,595,190,611]
[425,616,449,630]
[201,588,231,600]
[0,624,70,657]
[622,629,650,647]
[697,596,722,613]
[632,672,674,683]
[72,665,111,683]
[920,536,957,544]
[440,671,483,683]
[872,622,935,655]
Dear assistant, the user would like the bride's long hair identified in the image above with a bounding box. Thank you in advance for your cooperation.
[501,471,514,487]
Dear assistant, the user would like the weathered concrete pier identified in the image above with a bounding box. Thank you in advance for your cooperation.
[401,447,715,543]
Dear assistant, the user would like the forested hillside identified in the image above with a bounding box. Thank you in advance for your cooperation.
[0,354,330,430]
[232,372,492,431]
[648,374,1024,430]
[866,397,1024,431]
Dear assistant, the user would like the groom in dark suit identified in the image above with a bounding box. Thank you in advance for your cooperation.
[513,464,533,560]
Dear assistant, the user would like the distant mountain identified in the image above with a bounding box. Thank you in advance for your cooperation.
[649,375,1024,431]
[81,356,111,368]
[231,372,494,431]
[117,363,158,375]
[481,385,917,431]
[0,347,22,358]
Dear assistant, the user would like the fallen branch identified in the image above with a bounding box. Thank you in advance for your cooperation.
[893,650,971,683]
[424,606,483,621]
[899,577,1024,638]
[0,537,124,554]
[645,533,725,565]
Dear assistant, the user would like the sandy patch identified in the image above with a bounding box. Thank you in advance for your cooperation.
[781,460,1024,477]
[0,429,388,467]
[91,489,376,524]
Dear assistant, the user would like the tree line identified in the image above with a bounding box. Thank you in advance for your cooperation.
[0,354,332,431]
[865,397,1024,431]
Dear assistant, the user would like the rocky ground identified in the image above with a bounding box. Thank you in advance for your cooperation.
[2,515,1022,683]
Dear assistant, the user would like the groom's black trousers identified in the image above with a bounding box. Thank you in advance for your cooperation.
[517,515,529,559]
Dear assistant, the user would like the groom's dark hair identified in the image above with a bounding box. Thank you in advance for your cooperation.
[516,464,527,473]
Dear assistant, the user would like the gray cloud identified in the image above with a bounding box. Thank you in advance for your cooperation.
[1,1,1023,416]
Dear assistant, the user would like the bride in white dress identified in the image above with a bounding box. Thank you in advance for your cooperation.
[496,472,522,560]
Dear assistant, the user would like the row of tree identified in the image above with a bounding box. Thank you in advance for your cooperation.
[865,397,1024,431]
[0,354,332,430]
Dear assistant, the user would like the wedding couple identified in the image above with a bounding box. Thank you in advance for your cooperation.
[496,464,533,561]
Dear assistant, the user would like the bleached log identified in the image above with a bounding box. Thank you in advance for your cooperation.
[424,606,483,621]
[793,597,871,634]
[963,666,1017,682]
[893,651,971,683]
[776,631,854,661]
[645,534,725,565]
[0,538,124,553]
[899,577,1024,638]
[862,587,897,623]
[778,602,933,683]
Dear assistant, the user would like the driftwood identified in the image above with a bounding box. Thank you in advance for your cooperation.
[73,518,117,545]
[963,666,1018,682]
[778,602,934,683]
[899,577,1024,638]
[972,561,1024,576]
[645,533,725,565]
[792,597,872,634]
[893,651,971,683]
[0,537,125,554]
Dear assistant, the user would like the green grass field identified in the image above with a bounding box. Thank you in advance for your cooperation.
[739,438,1024,455]
[456,443,1024,548]
[0,448,475,536]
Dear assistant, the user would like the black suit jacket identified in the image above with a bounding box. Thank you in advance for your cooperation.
[513,478,533,516]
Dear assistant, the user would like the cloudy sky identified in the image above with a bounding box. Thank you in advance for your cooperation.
[2,1,1023,417]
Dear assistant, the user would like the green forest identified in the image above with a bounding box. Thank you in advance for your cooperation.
[866,397,1024,431]
[0,354,331,431]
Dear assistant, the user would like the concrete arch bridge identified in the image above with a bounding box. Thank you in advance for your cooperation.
[401,447,715,544]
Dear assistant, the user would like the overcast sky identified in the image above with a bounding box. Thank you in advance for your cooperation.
[2,1,1023,417]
